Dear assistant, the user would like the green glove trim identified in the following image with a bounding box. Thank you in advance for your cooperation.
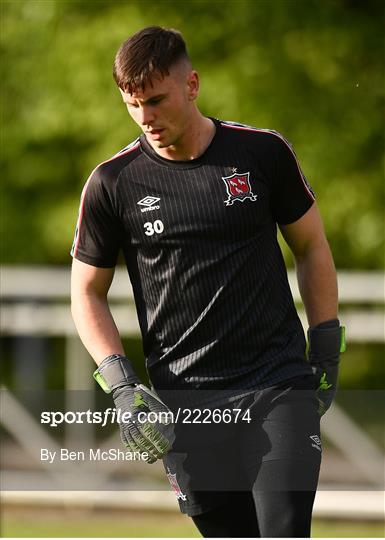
[93,370,112,394]
[318,372,333,391]
[340,326,346,353]
[134,391,149,408]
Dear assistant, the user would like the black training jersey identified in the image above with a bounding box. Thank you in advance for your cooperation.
[71,118,315,401]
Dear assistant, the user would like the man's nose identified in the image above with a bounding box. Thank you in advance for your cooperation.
[139,106,155,127]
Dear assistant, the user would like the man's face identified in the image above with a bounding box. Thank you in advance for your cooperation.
[119,63,199,150]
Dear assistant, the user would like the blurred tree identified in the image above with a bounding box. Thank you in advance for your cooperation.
[1,0,384,267]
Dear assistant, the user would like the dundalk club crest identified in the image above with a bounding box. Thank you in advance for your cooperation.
[166,469,187,501]
[222,171,258,206]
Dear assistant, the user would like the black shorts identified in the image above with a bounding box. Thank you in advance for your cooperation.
[163,374,321,516]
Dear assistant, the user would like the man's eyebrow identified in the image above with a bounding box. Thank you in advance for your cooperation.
[124,93,167,104]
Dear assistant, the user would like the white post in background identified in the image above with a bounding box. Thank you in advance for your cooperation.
[65,333,95,449]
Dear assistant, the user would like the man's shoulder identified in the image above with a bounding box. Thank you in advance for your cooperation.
[218,119,287,146]
[88,137,142,187]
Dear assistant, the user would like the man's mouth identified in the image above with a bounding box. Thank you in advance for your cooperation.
[147,128,164,134]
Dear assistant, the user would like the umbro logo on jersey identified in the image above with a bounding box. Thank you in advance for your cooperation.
[222,171,258,206]
[137,196,161,213]
[137,196,160,206]
[310,435,322,452]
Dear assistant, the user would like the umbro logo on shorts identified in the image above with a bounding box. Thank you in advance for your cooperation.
[309,435,322,452]
[166,468,187,501]
[137,196,161,213]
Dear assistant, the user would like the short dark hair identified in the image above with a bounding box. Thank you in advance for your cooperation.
[113,26,190,93]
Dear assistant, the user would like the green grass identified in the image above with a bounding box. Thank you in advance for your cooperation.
[1,509,199,538]
[312,519,384,538]
[1,508,384,538]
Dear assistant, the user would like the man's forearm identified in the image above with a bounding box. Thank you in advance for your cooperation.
[71,293,124,365]
[71,282,174,463]
[295,241,338,327]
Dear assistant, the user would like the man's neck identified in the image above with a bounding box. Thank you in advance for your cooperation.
[146,112,216,161]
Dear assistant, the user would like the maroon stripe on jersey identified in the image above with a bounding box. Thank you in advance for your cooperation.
[221,122,315,203]
[72,141,140,257]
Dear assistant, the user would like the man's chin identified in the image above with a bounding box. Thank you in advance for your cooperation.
[151,139,173,150]
[153,140,167,148]
[145,134,168,149]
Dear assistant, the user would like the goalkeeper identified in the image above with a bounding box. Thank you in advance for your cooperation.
[70,26,344,538]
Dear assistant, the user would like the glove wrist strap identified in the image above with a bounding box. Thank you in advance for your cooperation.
[93,354,140,393]
[307,321,346,363]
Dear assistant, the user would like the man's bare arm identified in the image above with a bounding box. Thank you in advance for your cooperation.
[70,258,174,460]
[280,202,338,327]
[70,258,125,365]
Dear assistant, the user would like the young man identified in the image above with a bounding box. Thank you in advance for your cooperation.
[71,26,345,538]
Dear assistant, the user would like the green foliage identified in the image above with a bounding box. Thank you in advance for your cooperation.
[1,0,384,267]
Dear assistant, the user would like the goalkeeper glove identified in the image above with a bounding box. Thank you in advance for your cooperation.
[307,319,346,416]
[93,354,174,463]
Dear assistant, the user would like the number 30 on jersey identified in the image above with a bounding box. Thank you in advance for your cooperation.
[143,220,164,236]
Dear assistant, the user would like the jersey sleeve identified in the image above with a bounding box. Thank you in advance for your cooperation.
[270,134,315,225]
[70,167,121,268]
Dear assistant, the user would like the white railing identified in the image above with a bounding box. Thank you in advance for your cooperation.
[1,266,384,341]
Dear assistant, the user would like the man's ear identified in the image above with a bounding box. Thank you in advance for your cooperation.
[187,70,199,101]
